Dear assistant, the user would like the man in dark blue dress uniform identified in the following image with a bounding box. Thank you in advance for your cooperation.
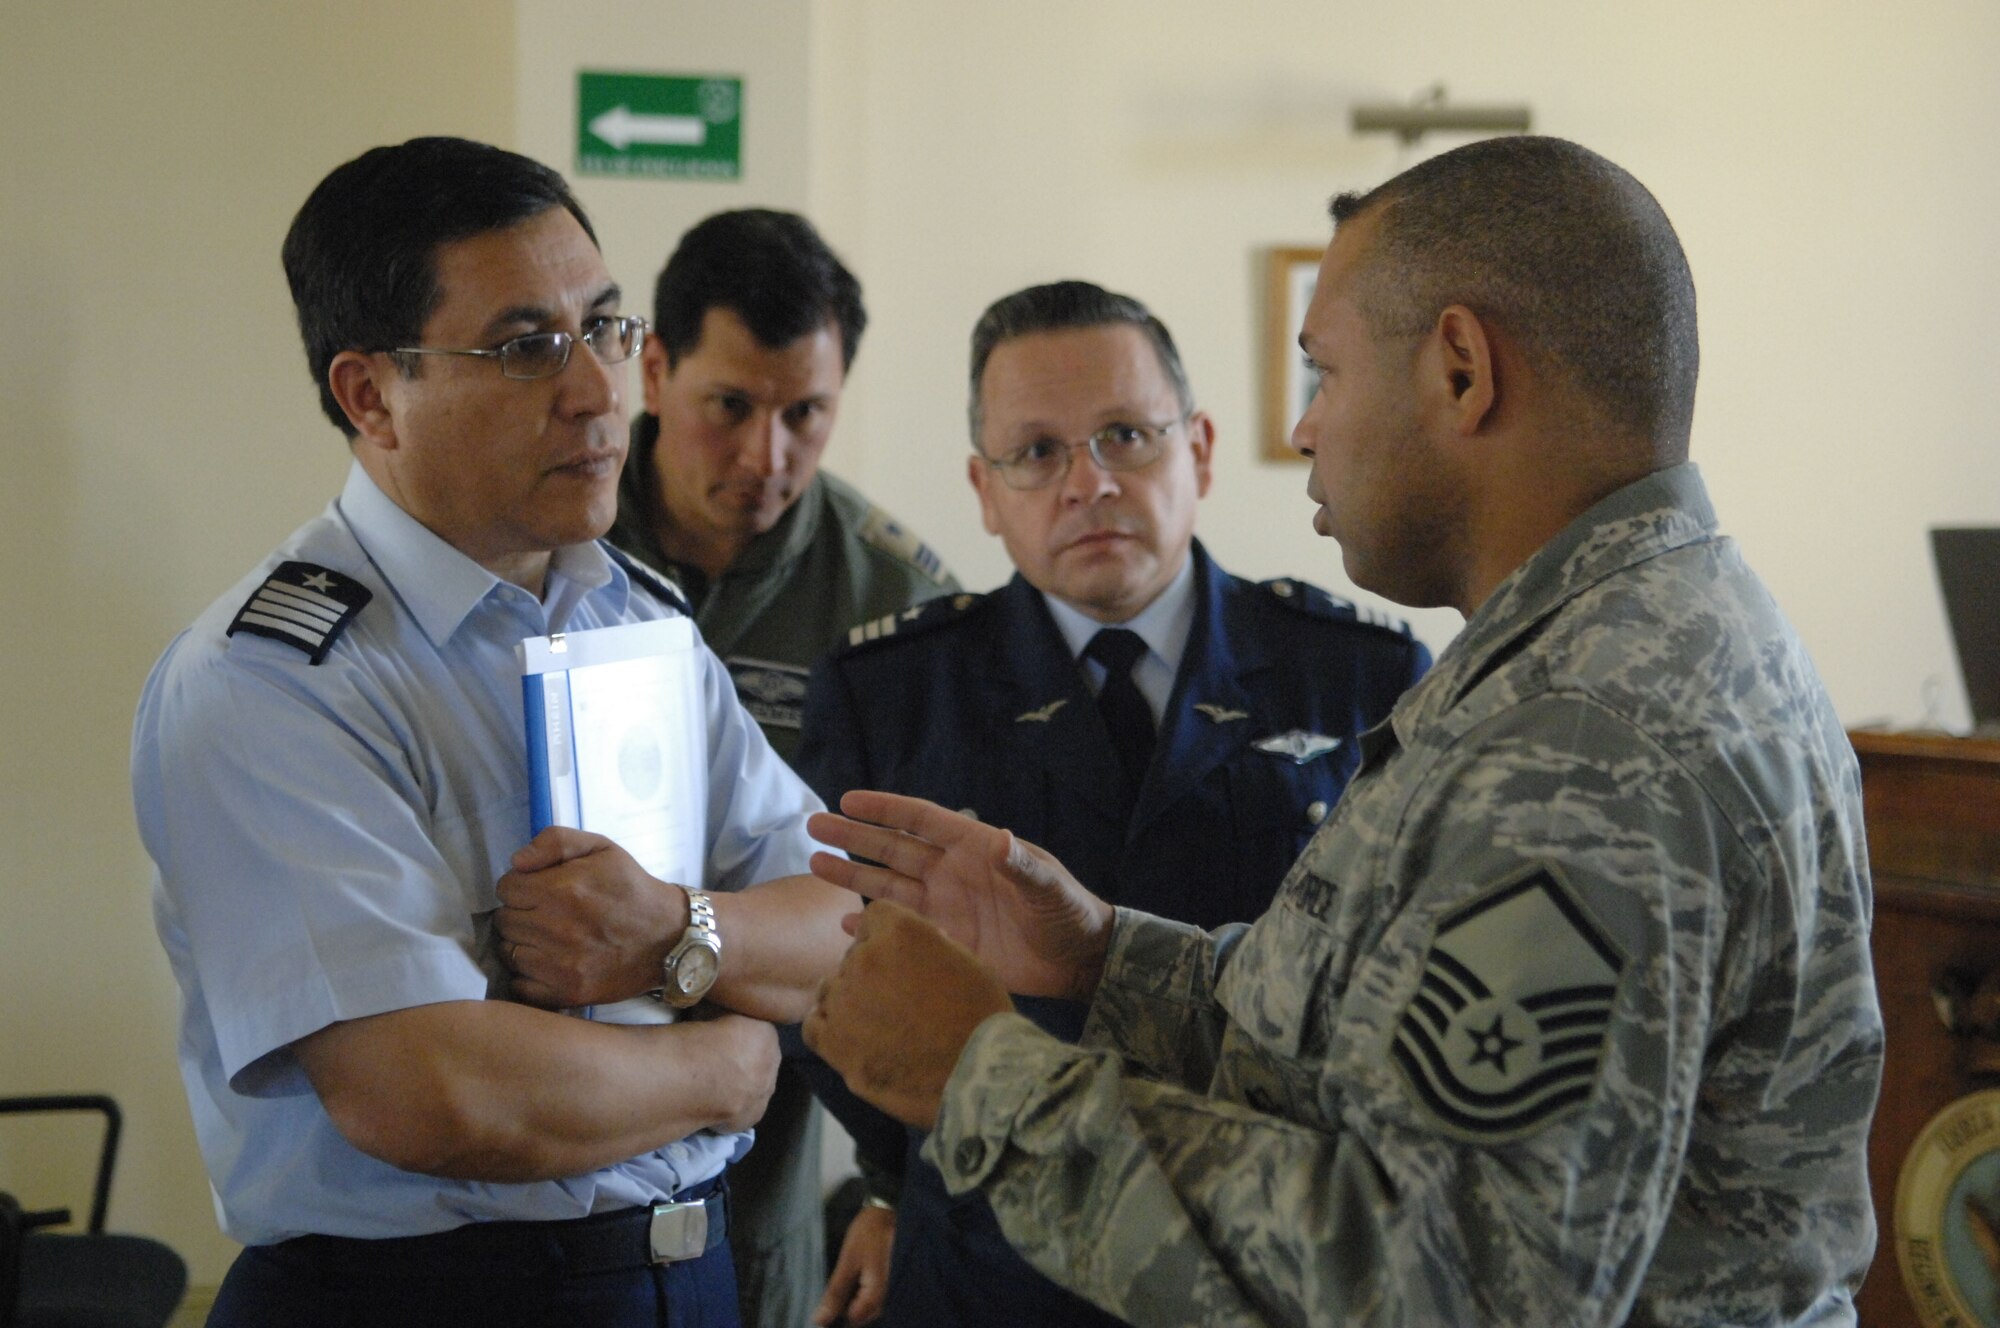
[795,281,1430,1328]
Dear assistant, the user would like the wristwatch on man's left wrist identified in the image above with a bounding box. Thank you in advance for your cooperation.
[660,888,721,1009]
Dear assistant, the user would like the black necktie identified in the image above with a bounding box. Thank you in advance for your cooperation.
[1084,628,1155,795]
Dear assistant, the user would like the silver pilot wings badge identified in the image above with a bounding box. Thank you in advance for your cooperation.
[1252,729,1342,764]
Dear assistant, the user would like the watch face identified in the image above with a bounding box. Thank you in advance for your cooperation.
[675,945,719,996]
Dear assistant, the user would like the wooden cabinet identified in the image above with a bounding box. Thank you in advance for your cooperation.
[1850,730,2000,1328]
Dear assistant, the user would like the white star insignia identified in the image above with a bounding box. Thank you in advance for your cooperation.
[301,571,336,593]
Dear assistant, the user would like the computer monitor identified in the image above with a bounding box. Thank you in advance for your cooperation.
[1931,527,2000,733]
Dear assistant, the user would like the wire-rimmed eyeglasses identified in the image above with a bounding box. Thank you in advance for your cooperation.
[389,315,650,381]
[980,417,1187,491]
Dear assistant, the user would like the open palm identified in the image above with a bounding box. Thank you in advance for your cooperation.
[807,791,1113,1001]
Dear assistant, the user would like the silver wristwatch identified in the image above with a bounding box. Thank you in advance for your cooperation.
[660,888,721,1009]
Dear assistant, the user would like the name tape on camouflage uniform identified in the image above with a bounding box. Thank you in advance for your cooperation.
[227,561,371,665]
[1391,866,1624,1143]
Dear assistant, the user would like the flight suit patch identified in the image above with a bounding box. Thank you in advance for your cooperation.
[726,657,809,730]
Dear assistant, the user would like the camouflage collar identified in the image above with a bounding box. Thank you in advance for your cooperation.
[1398,462,1717,739]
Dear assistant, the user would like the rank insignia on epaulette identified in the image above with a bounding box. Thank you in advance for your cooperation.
[226,561,371,665]
[859,509,948,584]
[1390,866,1625,1143]
[848,611,901,647]
[1194,703,1250,724]
[1253,729,1341,763]
[1015,699,1068,724]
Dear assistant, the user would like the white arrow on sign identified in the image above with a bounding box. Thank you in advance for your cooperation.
[589,105,708,151]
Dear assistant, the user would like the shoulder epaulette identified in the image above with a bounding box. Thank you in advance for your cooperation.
[1260,576,1415,637]
[604,544,693,617]
[844,591,986,650]
[857,508,952,586]
[226,561,372,665]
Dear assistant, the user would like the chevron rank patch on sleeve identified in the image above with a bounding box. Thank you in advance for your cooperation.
[226,561,371,665]
[1391,866,1625,1143]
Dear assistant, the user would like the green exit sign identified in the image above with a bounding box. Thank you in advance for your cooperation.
[577,71,742,181]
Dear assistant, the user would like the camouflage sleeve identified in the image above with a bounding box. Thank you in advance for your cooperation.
[924,1013,1389,1326]
[1076,907,1242,1087]
[922,692,1839,1325]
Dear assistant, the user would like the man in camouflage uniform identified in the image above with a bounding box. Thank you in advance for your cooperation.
[801,136,1883,1326]
[604,209,957,1328]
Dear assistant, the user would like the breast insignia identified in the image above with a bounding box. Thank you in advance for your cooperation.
[226,561,371,665]
[1015,699,1069,724]
[1252,729,1343,764]
[1193,703,1250,724]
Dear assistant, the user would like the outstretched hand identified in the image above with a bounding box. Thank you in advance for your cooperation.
[807,790,1114,1002]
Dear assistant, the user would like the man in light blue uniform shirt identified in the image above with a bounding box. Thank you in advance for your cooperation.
[132,137,857,1327]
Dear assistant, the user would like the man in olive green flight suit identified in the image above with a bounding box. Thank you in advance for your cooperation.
[607,209,957,1328]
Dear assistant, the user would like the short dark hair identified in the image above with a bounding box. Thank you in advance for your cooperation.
[966,280,1194,444]
[1330,135,1698,453]
[281,137,597,437]
[650,209,866,371]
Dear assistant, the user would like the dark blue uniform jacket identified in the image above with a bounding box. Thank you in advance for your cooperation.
[792,540,1430,1327]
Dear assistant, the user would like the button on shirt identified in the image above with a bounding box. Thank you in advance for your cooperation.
[133,462,822,1246]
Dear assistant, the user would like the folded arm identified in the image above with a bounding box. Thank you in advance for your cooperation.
[293,998,778,1182]
[497,828,859,1022]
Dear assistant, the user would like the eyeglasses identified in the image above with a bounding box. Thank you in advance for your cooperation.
[388,315,650,381]
[980,418,1186,491]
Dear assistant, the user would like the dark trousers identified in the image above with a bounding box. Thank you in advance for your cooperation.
[208,1184,738,1328]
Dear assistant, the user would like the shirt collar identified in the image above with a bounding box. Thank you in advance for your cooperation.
[334,461,617,646]
[1042,551,1198,677]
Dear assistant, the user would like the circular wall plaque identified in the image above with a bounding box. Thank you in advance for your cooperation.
[1897,1088,2000,1327]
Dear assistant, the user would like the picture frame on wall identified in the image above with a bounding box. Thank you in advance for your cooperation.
[1262,245,1324,463]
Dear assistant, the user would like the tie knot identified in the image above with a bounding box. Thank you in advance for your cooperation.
[1085,628,1147,675]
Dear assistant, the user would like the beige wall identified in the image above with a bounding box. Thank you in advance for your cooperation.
[6,0,1998,1298]
[0,2,515,1286]
[806,0,2000,728]
[514,0,814,343]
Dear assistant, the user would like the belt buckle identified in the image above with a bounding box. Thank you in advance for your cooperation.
[647,1198,708,1264]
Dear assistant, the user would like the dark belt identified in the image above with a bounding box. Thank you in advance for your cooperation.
[276,1175,728,1278]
